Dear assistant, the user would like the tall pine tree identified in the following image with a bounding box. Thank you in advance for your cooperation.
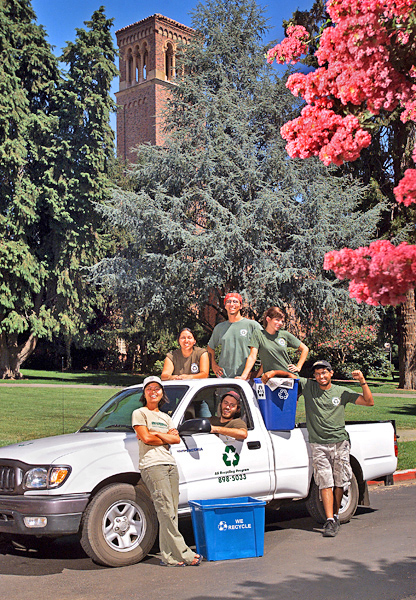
[51,6,118,366]
[0,0,59,377]
[0,2,117,377]
[92,0,379,337]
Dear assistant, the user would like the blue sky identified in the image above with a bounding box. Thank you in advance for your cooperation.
[31,0,313,130]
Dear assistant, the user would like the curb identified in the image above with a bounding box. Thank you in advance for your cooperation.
[368,469,416,485]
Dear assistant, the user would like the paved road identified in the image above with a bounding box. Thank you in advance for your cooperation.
[0,481,415,600]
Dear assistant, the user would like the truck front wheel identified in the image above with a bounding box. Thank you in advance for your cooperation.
[305,472,359,524]
[80,483,158,567]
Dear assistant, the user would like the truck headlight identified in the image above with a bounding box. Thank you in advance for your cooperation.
[24,466,71,489]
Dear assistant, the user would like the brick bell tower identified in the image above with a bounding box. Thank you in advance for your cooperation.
[115,14,194,162]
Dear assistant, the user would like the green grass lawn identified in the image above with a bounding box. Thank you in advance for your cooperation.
[397,441,416,471]
[295,393,416,430]
[0,369,143,387]
[1,374,415,470]
[0,386,113,446]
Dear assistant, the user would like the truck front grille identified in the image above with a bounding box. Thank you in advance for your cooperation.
[0,466,16,492]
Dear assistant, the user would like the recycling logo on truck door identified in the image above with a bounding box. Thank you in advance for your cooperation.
[222,445,240,467]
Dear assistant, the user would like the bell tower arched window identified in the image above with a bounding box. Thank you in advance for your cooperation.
[165,42,175,81]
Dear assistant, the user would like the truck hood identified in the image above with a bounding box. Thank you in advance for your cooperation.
[0,431,131,465]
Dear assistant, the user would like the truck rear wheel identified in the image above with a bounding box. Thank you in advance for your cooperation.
[80,483,158,567]
[305,472,359,524]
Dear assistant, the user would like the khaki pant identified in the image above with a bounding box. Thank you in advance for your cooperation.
[311,440,352,489]
[141,464,195,565]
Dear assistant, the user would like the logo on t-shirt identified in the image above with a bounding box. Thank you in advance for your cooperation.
[278,338,286,346]
[240,329,248,337]
[191,362,199,373]
[332,397,341,406]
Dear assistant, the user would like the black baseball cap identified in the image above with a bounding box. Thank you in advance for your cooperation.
[312,360,333,371]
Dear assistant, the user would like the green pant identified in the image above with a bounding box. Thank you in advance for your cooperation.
[141,463,195,565]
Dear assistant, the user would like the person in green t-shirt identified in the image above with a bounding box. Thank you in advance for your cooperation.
[237,306,308,382]
[298,360,374,538]
[207,292,262,378]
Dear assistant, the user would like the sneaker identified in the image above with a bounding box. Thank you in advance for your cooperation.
[333,515,340,533]
[323,519,338,537]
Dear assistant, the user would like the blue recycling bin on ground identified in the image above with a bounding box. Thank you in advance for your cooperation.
[254,378,299,430]
[188,496,266,561]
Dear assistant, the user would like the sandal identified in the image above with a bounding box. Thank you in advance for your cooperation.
[188,554,203,566]
[159,560,186,567]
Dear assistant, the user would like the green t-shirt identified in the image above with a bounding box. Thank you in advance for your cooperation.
[166,346,207,376]
[248,328,301,372]
[298,377,360,444]
[208,318,262,377]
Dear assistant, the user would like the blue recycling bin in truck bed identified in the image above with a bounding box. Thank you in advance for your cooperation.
[254,378,298,430]
[188,497,266,561]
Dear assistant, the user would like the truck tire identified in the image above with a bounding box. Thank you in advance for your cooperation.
[305,472,359,525]
[80,483,158,567]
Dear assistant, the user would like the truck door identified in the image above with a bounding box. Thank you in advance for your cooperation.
[171,383,273,508]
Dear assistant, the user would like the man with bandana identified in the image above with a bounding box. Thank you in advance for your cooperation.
[207,292,262,378]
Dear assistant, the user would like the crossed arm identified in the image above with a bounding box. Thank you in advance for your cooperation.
[134,425,181,446]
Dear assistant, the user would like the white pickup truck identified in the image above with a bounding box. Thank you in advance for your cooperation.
[0,379,397,567]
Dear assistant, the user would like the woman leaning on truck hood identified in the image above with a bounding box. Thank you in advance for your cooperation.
[236,306,309,383]
[132,376,202,567]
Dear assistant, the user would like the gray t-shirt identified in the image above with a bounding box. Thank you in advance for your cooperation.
[298,377,360,444]
[208,318,262,377]
[132,406,176,470]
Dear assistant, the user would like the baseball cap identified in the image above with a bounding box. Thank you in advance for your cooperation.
[220,390,241,404]
[312,360,333,371]
[142,376,163,390]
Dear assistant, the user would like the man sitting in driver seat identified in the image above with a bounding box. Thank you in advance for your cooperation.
[209,390,248,441]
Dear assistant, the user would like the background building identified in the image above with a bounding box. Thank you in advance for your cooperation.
[115,14,194,161]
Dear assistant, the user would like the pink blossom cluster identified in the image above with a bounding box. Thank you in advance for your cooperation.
[266,25,309,65]
[281,106,372,165]
[268,0,416,167]
[394,169,416,206]
[324,241,416,305]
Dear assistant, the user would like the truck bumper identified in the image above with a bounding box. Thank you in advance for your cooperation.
[0,493,90,536]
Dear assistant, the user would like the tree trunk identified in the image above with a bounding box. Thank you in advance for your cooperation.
[0,333,38,379]
[397,289,416,389]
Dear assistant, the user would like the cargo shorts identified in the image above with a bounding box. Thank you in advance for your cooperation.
[311,440,352,490]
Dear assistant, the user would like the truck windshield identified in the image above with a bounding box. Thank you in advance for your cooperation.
[79,385,189,432]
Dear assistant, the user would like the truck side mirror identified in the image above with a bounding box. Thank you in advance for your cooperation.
[178,418,211,436]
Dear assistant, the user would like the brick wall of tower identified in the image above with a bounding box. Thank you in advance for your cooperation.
[115,14,194,161]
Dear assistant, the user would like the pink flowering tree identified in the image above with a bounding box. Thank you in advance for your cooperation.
[268,0,416,387]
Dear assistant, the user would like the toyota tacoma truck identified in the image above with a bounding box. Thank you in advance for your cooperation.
[0,379,397,566]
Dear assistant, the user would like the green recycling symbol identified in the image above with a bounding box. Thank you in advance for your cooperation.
[222,445,240,467]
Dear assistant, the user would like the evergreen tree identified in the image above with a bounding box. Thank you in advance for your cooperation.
[0,0,59,377]
[51,6,118,366]
[92,0,378,337]
[0,2,117,377]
